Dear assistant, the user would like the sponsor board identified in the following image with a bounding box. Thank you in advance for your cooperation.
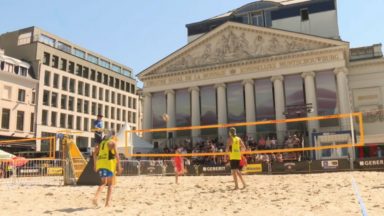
[200,166,230,176]
[246,164,262,173]
[47,167,63,176]
[284,162,296,172]
[321,160,339,169]
[356,158,384,170]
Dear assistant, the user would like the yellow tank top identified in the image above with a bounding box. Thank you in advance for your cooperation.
[230,136,241,160]
[96,138,117,172]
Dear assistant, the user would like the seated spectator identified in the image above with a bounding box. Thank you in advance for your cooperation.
[271,137,277,149]
[258,136,266,150]
[265,137,271,149]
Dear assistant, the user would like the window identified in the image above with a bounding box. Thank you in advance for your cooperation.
[111,107,115,119]
[87,54,98,64]
[133,98,136,109]
[123,110,126,121]
[60,58,67,71]
[111,123,115,130]
[74,48,85,59]
[112,92,115,103]
[51,92,58,107]
[84,100,89,114]
[44,71,51,86]
[99,59,110,68]
[3,62,14,73]
[131,84,135,94]
[105,121,109,129]
[301,8,309,21]
[42,110,48,126]
[105,90,110,102]
[97,72,102,83]
[43,90,50,106]
[251,12,264,26]
[121,81,125,91]
[68,96,74,111]
[68,115,74,129]
[30,113,34,132]
[105,105,109,118]
[43,52,50,65]
[78,81,84,95]
[76,64,83,77]
[122,69,131,77]
[115,78,120,89]
[19,67,28,76]
[82,67,89,78]
[77,98,83,113]
[76,116,81,130]
[68,61,75,74]
[18,89,26,102]
[62,76,68,91]
[103,74,108,85]
[84,83,90,97]
[69,79,75,93]
[53,74,59,88]
[83,118,89,131]
[57,41,71,53]
[117,108,121,120]
[128,97,132,108]
[111,64,121,73]
[2,86,11,100]
[92,86,97,99]
[52,55,59,68]
[39,34,55,46]
[98,104,102,115]
[126,82,130,92]
[117,94,121,105]
[99,88,103,100]
[90,69,96,81]
[61,95,67,109]
[128,111,132,123]
[109,76,114,87]
[51,111,57,127]
[60,113,66,128]
[16,111,24,131]
[1,108,10,129]
[123,95,126,106]
[133,112,136,124]
[91,102,96,115]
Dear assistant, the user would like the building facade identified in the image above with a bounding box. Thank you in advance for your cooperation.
[0,27,139,152]
[139,0,384,159]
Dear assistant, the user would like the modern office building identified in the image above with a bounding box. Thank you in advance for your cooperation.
[0,27,139,152]
[138,0,384,159]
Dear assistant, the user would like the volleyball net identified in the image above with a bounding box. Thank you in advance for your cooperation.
[123,112,364,161]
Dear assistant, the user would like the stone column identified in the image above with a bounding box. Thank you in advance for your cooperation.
[215,83,227,141]
[189,86,201,143]
[242,79,256,139]
[334,67,351,130]
[142,92,152,142]
[165,89,176,140]
[302,71,320,131]
[271,75,286,142]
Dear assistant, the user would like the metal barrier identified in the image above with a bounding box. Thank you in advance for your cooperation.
[0,159,65,186]
[120,160,140,176]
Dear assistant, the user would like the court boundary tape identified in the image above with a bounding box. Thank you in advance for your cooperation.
[351,176,368,216]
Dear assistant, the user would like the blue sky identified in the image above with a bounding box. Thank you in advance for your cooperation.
[1,0,382,80]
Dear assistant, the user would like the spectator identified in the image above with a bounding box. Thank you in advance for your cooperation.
[265,137,271,149]
[271,137,277,149]
[258,136,266,150]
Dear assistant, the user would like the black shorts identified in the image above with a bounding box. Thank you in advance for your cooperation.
[230,160,241,170]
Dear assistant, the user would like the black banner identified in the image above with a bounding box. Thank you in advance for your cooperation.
[199,165,231,176]
[271,161,309,174]
[139,161,163,175]
[355,158,384,170]
[310,159,350,172]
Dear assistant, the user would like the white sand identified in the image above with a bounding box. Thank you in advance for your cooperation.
[1,172,384,216]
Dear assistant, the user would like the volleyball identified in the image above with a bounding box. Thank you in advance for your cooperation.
[162,113,169,122]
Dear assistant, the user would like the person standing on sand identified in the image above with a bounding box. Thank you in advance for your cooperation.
[173,147,184,184]
[93,130,122,207]
[226,127,246,190]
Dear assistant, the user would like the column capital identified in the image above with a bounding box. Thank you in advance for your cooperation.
[188,86,200,92]
[242,79,254,86]
[301,71,315,78]
[214,83,226,89]
[270,75,284,82]
[164,89,175,95]
[143,92,152,97]
[334,67,349,75]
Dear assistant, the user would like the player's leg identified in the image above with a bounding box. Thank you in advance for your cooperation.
[105,176,114,207]
[93,177,107,206]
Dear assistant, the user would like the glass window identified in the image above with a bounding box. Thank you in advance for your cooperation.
[111,64,121,73]
[98,104,102,116]
[68,96,74,111]
[122,95,126,106]
[68,61,75,74]
[51,92,58,107]
[77,98,83,113]
[122,69,131,77]
[92,86,97,99]
[105,105,109,118]
[99,88,103,100]
[103,74,108,85]
[316,70,338,127]
[68,115,74,129]
[84,100,89,114]
[53,74,59,88]
[1,108,10,129]
[99,59,110,68]
[126,82,130,92]
[128,111,132,123]
[78,81,84,95]
[18,89,26,102]
[97,72,102,83]
[39,34,55,46]
[227,82,246,124]
[117,94,121,105]
[175,89,191,137]
[83,67,89,79]
[61,95,67,109]
[90,69,96,81]
[128,97,131,108]
[115,78,120,89]
[105,90,110,102]
[51,111,57,127]
[301,8,309,21]
[133,112,136,124]
[255,78,275,133]
[69,79,75,93]
[121,81,125,91]
[133,98,136,109]
[111,107,115,120]
[19,67,28,76]
[60,113,66,128]
[44,70,51,86]
[42,110,48,126]
[43,90,50,106]
[123,110,126,121]
[131,84,135,94]
[43,52,50,65]
[74,48,85,59]
[76,64,82,77]
[87,54,98,64]
[76,116,81,130]
[92,102,97,115]
[83,118,89,131]
[59,58,67,71]
[57,41,71,53]
[62,76,68,91]
[117,108,121,121]
[284,75,305,107]
[109,76,114,87]
[84,83,90,97]
[151,92,166,132]
[30,113,34,132]
[111,92,115,103]
[52,55,59,68]
[251,12,264,26]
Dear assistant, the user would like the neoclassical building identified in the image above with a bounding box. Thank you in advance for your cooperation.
[139,1,384,157]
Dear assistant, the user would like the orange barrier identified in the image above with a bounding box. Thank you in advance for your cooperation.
[0,137,56,158]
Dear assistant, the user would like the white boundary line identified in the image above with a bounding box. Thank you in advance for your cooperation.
[351,175,368,216]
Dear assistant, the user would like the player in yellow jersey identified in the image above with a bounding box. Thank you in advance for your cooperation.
[92,130,122,207]
[226,127,246,190]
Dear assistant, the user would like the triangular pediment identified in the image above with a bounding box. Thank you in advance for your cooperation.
[139,22,348,79]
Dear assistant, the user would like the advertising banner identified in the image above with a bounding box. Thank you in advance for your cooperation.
[355,158,384,170]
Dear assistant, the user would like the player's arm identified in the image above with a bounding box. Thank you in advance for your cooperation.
[93,146,99,172]
[240,139,246,152]
[111,141,122,174]
[225,137,232,161]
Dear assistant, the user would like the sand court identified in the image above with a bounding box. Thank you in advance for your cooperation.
[1,172,384,216]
